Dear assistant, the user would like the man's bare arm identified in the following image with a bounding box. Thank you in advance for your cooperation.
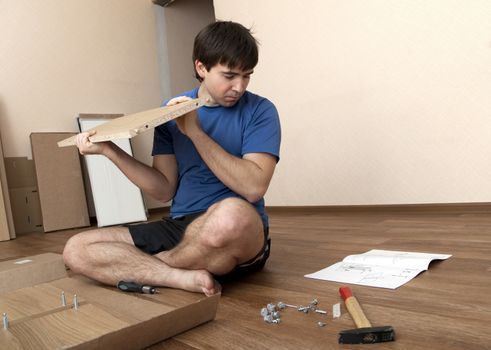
[166,97,276,203]
[189,130,276,203]
[75,132,178,202]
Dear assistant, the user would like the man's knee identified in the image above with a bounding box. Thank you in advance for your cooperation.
[202,197,263,249]
[63,229,109,271]
[63,233,87,272]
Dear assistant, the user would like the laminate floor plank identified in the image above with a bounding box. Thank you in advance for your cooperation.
[2,207,490,349]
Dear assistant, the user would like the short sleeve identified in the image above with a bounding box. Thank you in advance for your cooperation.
[242,99,281,162]
[152,124,174,156]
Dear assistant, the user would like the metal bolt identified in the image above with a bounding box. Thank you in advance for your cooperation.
[2,313,8,330]
[73,294,79,310]
[61,291,66,307]
[298,306,309,313]
[315,309,327,315]
[272,318,281,324]
[277,301,297,309]
[260,307,269,317]
[311,299,319,306]
[266,303,277,312]
[263,314,274,323]
[317,321,326,327]
[272,311,281,319]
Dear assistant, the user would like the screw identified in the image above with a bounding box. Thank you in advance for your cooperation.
[260,307,269,317]
[266,303,277,312]
[73,295,79,310]
[277,301,297,309]
[272,311,281,319]
[308,299,319,311]
[2,313,8,330]
[263,314,274,323]
[61,291,66,307]
[272,318,281,324]
[315,309,327,315]
[298,306,309,313]
[317,321,326,327]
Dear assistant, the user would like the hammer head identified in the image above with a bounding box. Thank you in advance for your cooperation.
[338,325,395,344]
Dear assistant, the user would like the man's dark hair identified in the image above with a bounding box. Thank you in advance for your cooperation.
[193,21,258,82]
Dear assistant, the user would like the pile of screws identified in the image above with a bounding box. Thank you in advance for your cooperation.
[260,299,329,327]
[260,303,281,324]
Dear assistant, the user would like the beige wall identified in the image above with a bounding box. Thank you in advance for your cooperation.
[0,0,163,208]
[163,0,215,95]
[214,0,491,205]
[0,0,214,210]
[0,0,162,158]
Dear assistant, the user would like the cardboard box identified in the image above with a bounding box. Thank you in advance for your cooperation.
[0,134,15,240]
[0,253,220,349]
[30,133,90,232]
[9,187,43,233]
[5,157,43,233]
[4,157,37,189]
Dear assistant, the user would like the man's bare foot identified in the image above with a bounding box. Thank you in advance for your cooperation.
[195,269,221,296]
[192,269,221,296]
[169,268,221,296]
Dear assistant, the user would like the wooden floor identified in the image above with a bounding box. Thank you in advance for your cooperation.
[2,206,491,349]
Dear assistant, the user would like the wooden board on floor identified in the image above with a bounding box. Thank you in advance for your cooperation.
[57,97,207,147]
[0,254,220,349]
[30,133,90,232]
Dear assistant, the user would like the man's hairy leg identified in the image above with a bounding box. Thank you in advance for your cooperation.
[63,227,219,296]
[156,197,264,276]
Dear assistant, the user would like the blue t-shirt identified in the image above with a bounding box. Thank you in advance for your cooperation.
[152,88,281,226]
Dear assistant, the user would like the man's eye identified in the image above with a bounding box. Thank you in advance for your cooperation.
[224,75,234,79]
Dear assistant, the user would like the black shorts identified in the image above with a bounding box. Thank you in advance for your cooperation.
[127,212,271,282]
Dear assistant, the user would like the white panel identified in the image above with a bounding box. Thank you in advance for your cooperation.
[79,118,147,227]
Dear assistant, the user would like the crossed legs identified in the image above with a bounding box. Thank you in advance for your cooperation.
[62,198,264,296]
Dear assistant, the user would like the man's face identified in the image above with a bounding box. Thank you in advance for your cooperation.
[196,61,254,107]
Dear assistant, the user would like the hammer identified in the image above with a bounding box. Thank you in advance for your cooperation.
[338,286,395,344]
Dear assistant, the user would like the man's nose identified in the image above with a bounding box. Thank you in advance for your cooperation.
[232,79,247,93]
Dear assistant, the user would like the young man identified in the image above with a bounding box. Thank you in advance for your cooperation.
[63,21,281,296]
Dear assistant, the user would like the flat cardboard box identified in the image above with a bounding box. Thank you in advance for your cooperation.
[4,158,42,233]
[30,133,90,232]
[0,253,220,349]
[0,134,15,240]
[9,187,43,233]
[4,157,37,189]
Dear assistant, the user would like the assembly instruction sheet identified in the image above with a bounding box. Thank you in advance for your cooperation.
[305,249,451,289]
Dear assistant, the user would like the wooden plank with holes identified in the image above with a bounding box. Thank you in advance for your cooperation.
[57,97,207,147]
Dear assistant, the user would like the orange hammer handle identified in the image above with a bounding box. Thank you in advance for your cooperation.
[340,287,372,328]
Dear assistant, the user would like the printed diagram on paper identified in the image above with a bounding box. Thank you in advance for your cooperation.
[304,249,451,289]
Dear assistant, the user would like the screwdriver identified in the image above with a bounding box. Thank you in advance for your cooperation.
[117,281,159,294]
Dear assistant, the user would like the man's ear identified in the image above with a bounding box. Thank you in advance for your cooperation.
[195,60,207,79]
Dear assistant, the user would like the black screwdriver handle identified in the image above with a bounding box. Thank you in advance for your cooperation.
[117,281,157,294]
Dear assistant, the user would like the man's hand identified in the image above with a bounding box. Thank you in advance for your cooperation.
[75,130,111,156]
[167,96,202,137]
